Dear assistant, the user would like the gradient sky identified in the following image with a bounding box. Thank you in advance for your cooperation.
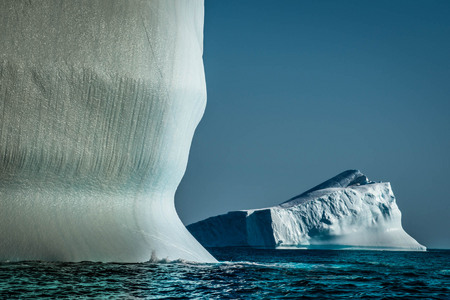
[175,0,450,249]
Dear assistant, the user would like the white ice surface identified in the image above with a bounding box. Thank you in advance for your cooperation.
[188,170,426,251]
[0,0,216,263]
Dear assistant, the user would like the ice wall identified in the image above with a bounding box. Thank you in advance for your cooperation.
[0,0,216,262]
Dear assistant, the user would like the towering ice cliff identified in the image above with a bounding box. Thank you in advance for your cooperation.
[0,0,216,262]
[188,170,426,251]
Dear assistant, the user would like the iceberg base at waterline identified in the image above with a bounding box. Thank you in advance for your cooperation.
[188,170,426,251]
[1,185,216,263]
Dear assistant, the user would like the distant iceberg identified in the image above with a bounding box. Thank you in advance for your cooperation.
[188,170,426,251]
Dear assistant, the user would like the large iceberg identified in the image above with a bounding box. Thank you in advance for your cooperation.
[188,170,426,251]
[0,0,216,262]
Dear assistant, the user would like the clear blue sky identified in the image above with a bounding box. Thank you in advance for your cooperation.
[176,0,450,249]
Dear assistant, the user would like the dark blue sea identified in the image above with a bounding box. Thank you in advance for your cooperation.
[1,248,448,299]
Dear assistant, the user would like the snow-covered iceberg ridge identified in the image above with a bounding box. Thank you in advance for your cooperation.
[188,170,426,251]
[0,0,215,263]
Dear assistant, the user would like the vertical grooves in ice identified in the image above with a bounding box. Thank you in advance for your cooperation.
[0,0,215,263]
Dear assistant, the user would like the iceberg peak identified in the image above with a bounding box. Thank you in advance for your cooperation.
[281,169,372,208]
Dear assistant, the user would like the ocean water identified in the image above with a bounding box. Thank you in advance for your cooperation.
[0,248,448,299]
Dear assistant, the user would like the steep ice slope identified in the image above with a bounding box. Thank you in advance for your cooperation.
[0,0,216,262]
[188,170,426,251]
